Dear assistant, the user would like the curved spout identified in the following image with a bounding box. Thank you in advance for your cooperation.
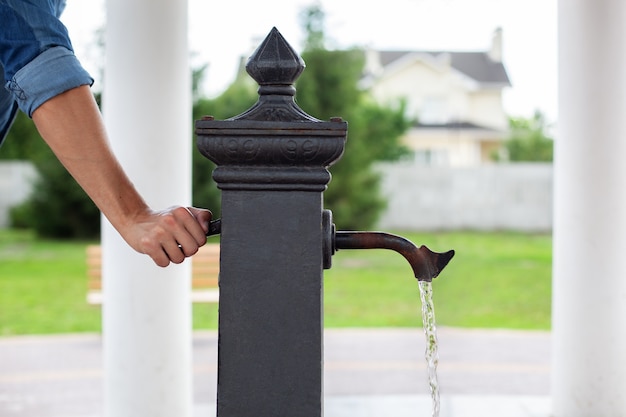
[207,215,453,281]
[334,231,454,282]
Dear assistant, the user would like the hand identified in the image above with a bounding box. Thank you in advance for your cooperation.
[31,86,213,267]
[122,206,213,267]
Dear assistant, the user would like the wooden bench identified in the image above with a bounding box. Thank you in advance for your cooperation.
[86,243,220,305]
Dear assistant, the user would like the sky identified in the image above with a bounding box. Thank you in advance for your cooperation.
[60,0,558,123]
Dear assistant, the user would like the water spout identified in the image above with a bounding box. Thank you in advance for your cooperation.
[334,231,454,282]
[211,213,453,282]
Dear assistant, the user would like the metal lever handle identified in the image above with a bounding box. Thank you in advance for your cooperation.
[207,219,221,236]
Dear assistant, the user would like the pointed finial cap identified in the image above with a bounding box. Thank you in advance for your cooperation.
[245,27,305,85]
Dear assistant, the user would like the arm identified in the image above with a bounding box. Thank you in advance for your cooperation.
[32,85,211,267]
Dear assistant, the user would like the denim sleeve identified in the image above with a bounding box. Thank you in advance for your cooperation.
[7,46,93,117]
[0,0,93,118]
[0,66,19,146]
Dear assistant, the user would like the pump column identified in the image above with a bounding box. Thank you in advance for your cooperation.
[553,0,626,415]
[196,28,347,417]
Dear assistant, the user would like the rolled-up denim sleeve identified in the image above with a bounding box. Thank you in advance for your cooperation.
[0,0,93,119]
[7,46,93,117]
[0,77,19,145]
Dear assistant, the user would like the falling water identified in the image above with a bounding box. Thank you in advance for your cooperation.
[418,280,440,417]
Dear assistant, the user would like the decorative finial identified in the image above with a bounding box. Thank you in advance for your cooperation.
[229,27,317,122]
[195,27,348,169]
[245,27,305,86]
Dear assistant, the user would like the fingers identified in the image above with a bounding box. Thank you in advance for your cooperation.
[150,247,174,268]
[187,207,212,234]
[146,206,212,267]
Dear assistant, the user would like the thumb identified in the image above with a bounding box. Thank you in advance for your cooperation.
[187,207,212,234]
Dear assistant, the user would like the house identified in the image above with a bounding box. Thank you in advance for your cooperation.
[361,28,511,166]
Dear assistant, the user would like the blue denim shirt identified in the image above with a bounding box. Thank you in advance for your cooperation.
[0,0,93,146]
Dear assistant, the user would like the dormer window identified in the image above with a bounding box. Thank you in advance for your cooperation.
[419,96,448,124]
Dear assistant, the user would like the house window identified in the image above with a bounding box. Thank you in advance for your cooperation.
[414,149,449,166]
[419,96,448,124]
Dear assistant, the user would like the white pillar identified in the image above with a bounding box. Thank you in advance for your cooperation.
[102,1,192,416]
[553,0,626,415]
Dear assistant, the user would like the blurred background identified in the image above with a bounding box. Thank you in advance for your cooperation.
[0,1,557,416]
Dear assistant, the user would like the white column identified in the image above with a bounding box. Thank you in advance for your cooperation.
[553,0,626,415]
[102,1,192,417]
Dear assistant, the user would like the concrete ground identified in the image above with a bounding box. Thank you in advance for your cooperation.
[0,327,551,417]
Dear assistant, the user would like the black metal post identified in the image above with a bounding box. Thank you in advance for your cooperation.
[196,28,347,417]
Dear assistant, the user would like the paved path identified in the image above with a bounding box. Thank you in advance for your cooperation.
[0,328,551,416]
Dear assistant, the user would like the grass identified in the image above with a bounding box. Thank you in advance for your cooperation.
[325,231,552,329]
[0,229,101,335]
[0,228,552,335]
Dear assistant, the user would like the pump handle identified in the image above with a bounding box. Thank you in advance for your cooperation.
[207,219,221,236]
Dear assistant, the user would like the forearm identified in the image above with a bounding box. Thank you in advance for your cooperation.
[31,85,150,234]
[31,85,211,266]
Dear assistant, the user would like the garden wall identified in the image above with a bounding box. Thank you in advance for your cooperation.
[0,161,554,232]
[375,162,553,232]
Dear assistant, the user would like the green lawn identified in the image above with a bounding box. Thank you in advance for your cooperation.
[325,231,552,329]
[0,229,100,335]
[0,228,552,335]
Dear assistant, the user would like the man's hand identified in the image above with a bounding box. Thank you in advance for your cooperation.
[32,86,214,267]
[124,206,212,267]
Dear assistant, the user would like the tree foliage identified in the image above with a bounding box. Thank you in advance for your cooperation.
[299,2,326,51]
[498,111,554,162]
[0,112,48,161]
[295,4,411,229]
[3,101,100,238]
[10,150,100,238]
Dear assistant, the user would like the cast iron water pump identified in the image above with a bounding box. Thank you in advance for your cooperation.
[196,27,453,417]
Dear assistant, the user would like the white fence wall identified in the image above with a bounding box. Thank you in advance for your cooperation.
[0,161,37,228]
[376,162,553,232]
[1,161,554,232]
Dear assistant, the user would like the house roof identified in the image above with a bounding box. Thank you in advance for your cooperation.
[416,121,500,131]
[378,50,511,86]
[414,121,507,138]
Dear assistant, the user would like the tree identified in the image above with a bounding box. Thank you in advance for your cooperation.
[10,148,100,238]
[5,99,100,238]
[299,2,326,51]
[295,4,411,229]
[498,111,554,162]
[0,112,48,161]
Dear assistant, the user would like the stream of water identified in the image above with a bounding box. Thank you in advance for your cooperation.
[418,280,440,417]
